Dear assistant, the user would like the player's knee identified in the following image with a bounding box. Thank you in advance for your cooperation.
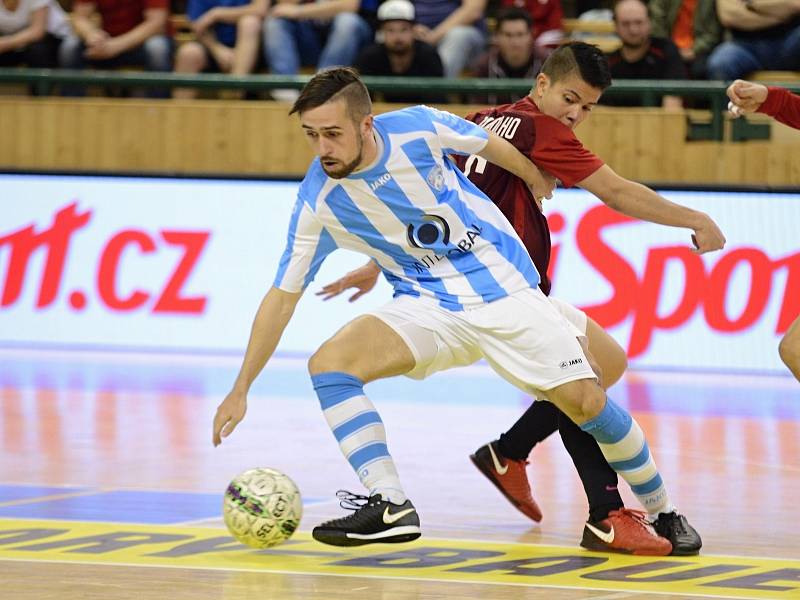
[547,379,605,424]
[308,340,354,375]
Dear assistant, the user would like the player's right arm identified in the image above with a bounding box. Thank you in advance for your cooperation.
[213,192,337,445]
[578,165,725,254]
[213,286,302,446]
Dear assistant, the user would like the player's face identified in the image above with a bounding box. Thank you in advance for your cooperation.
[495,20,533,66]
[534,73,602,129]
[382,21,415,54]
[614,0,651,48]
[300,100,371,179]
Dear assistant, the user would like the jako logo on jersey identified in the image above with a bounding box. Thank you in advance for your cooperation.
[407,214,451,248]
[478,115,522,140]
[370,173,392,191]
[559,358,584,369]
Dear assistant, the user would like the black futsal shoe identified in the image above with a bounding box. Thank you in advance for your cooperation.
[312,490,421,547]
[653,511,703,555]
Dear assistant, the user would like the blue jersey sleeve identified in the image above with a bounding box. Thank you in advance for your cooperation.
[421,105,490,156]
[273,196,338,292]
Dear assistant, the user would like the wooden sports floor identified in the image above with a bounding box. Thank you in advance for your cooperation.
[0,347,798,599]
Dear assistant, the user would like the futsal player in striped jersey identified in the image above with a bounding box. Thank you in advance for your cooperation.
[320,44,725,555]
[212,66,720,548]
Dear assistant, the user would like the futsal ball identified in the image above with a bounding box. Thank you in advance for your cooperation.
[222,467,303,549]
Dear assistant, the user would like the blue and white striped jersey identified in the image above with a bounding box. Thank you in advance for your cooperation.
[274,105,540,311]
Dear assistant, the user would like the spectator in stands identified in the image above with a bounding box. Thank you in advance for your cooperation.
[412,0,488,78]
[471,8,539,104]
[649,0,721,79]
[499,0,564,59]
[354,0,444,104]
[0,0,71,68]
[706,0,800,80]
[173,0,268,99]
[262,0,375,102]
[605,0,685,109]
[59,0,173,96]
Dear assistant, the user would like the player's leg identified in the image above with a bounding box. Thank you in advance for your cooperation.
[307,313,419,546]
[471,305,627,524]
[477,289,699,553]
[308,298,480,547]
[778,315,800,381]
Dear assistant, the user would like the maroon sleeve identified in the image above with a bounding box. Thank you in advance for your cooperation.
[530,116,604,188]
[758,86,800,130]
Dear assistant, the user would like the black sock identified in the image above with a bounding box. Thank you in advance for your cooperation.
[497,400,559,460]
[557,410,624,523]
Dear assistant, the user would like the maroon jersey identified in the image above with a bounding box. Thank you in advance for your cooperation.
[759,86,800,130]
[455,96,604,295]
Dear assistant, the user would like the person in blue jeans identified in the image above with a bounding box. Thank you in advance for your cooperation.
[707,0,800,80]
[263,0,375,100]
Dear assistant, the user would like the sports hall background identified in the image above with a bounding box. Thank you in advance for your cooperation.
[2,26,800,600]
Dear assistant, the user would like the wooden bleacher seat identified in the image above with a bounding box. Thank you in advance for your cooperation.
[749,71,800,83]
[562,18,620,53]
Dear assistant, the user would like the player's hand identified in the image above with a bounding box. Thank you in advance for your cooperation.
[527,171,557,211]
[317,261,380,302]
[213,389,248,446]
[691,214,726,254]
[727,80,768,117]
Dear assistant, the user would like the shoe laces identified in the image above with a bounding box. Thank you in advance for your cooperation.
[610,508,653,531]
[335,490,378,511]
[660,511,688,535]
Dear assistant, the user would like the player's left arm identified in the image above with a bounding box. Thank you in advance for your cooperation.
[579,165,726,254]
[478,133,556,201]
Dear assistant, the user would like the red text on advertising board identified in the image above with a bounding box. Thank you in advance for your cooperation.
[0,202,210,315]
[549,205,799,358]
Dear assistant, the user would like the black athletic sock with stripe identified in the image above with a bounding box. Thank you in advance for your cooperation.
[497,400,559,460]
[557,410,624,522]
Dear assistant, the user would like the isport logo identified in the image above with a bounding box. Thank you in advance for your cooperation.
[547,204,799,358]
[0,201,211,315]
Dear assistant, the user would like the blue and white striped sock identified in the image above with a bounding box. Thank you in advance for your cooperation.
[580,397,674,518]
[311,372,406,505]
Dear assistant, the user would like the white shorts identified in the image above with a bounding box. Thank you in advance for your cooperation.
[549,296,588,338]
[368,287,596,395]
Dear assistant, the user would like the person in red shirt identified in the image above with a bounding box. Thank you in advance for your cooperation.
[728,80,800,382]
[59,0,172,96]
[321,42,724,555]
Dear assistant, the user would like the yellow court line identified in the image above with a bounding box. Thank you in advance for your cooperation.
[1,519,799,599]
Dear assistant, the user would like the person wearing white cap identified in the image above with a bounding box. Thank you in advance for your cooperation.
[354,0,444,103]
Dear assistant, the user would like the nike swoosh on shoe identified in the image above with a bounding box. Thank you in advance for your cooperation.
[487,443,508,475]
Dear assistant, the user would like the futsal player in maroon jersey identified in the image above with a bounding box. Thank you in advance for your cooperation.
[320,42,724,555]
[727,80,800,382]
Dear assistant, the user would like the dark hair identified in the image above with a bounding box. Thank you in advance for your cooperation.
[612,0,649,21]
[540,41,612,90]
[495,7,532,30]
[290,67,372,121]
